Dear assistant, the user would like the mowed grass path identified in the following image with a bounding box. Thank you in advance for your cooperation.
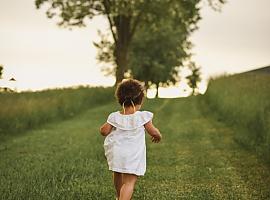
[0,98,269,199]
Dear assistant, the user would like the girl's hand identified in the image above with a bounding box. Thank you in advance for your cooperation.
[144,121,162,143]
[151,134,162,143]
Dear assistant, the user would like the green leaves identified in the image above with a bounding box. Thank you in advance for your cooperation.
[36,0,104,27]
[129,1,200,88]
[34,0,225,82]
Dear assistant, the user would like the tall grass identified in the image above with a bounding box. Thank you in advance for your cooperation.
[201,72,270,160]
[0,86,114,136]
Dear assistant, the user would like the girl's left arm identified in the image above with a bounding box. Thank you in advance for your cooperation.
[100,122,113,136]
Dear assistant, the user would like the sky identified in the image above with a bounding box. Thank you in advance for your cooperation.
[0,0,269,97]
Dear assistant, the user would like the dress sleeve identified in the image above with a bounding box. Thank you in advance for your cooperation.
[107,112,116,126]
[141,111,154,124]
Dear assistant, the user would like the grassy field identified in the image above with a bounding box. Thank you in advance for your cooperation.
[0,86,113,138]
[203,71,270,161]
[1,97,269,199]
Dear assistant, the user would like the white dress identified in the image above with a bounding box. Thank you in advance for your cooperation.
[104,110,153,176]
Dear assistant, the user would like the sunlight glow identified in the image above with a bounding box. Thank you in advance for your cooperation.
[147,79,208,99]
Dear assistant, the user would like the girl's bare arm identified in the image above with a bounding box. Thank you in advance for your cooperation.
[100,122,113,136]
[144,121,162,143]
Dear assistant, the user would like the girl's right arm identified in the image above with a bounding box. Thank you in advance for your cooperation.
[100,122,113,136]
[144,121,162,143]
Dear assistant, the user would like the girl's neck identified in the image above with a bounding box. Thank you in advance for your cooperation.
[120,105,140,115]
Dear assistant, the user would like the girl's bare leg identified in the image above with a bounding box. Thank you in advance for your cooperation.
[119,173,138,200]
[113,172,123,199]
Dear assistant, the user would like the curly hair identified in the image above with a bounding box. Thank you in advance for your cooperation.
[115,79,145,107]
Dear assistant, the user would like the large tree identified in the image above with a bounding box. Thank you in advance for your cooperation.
[129,1,199,97]
[35,0,150,83]
[130,26,186,97]
[35,0,225,84]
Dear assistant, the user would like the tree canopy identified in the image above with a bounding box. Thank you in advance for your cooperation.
[129,1,200,96]
[35,0,225,84]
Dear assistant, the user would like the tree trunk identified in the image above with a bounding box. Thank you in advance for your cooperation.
[114,15,131,85]
[144,81,149,98]
[144,81,149,90]
[192,88,195,96]
[155,83,159,98]
[115,46,128,84]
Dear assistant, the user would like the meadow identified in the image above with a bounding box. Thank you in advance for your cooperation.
[202,71,270,161]
[0,71,270,199]
[1,97,270,199]
[0,86,113,138]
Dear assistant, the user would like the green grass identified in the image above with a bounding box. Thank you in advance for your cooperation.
[202,72,270,161]
[0,86,114,137]
[1,97,269,199]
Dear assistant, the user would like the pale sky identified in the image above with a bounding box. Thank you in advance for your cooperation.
[0,0,269,96]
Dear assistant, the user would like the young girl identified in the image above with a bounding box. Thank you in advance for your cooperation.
[100,79,162,200]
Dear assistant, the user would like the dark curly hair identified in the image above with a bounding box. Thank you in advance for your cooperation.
[115,79,145,107]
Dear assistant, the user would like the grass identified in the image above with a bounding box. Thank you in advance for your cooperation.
[0,86,114,137]
[202,72,270,161]
[1,97,269,199]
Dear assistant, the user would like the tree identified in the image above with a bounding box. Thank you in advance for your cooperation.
[186,62,202,95]
[35,0,151,83]
[129,25,187,97]
[35,0,225,84]
[129,1,199,97]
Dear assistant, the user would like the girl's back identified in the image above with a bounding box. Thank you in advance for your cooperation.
[104,111,153,176]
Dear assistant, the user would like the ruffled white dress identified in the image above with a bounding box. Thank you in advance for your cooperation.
[104,111,153,176]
